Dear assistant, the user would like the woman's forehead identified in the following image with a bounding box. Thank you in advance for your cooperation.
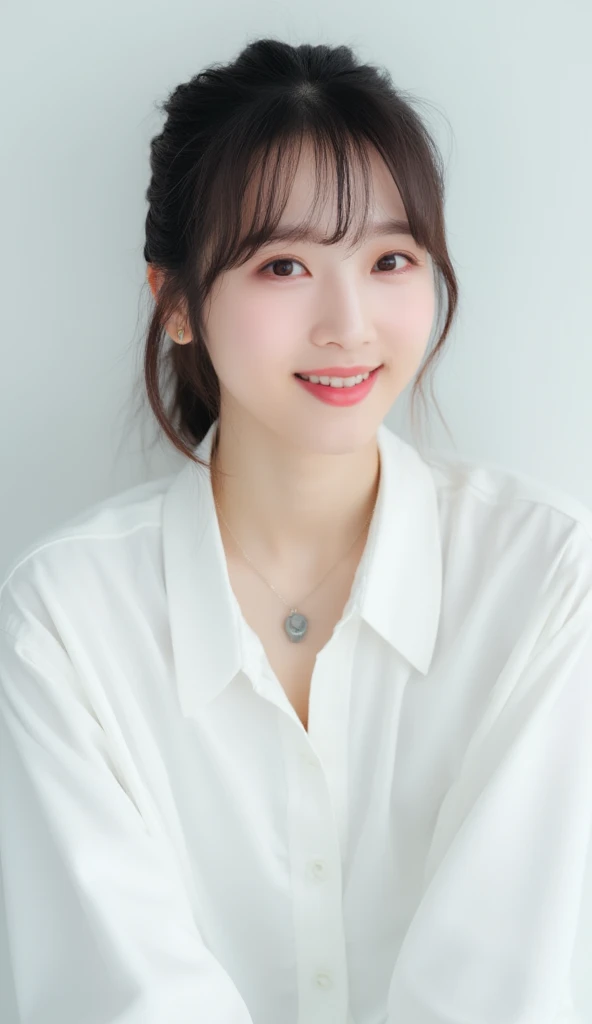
[241,139,405,244]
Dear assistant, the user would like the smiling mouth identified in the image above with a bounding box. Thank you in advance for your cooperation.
[295,367,381,387]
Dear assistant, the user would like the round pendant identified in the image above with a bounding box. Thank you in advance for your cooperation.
[284,611,308,643]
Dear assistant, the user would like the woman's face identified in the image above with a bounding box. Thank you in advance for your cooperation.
[199,141,436,455]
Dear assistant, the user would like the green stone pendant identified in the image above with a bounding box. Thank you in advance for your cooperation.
[284,610,308,643]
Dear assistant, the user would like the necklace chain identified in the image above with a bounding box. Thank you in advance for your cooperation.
[212,486,377,614]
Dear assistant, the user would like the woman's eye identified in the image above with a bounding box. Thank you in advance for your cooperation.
[261,258,306,278]
[259,252,416,278]
[375,252,414,273]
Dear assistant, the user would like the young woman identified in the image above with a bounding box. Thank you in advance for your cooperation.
[1,37,591,1024]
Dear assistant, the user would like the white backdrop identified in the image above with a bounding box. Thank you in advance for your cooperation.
[1,0,591,1020]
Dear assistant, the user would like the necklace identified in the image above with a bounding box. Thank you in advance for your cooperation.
[212,487,378,644]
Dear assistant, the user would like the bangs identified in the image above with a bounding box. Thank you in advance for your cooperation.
[234,129,375,261]
[196,118,418,290]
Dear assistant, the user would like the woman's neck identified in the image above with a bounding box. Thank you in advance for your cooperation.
[210,417,381,579]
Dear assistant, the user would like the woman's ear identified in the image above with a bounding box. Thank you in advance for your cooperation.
[146,263,161,301]
[146,265,192,344]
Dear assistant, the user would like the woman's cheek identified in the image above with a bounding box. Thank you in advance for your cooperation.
[237,301,296,367]
[382,277,435,342]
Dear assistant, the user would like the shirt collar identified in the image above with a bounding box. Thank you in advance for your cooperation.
[162,420,443,719]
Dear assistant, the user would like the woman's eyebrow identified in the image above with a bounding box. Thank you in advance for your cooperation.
[263,217,414,245]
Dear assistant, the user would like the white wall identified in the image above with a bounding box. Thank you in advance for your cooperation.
[1,1,591,1020]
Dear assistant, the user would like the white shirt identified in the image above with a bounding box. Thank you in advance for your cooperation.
[1,419,591,1024]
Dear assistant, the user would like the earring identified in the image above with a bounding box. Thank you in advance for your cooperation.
[177,327,185,342]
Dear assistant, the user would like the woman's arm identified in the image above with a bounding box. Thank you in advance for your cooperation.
[0,626,255,1024]
[384,539,592,1024]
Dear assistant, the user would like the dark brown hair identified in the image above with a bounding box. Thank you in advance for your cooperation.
[138,37,459,467]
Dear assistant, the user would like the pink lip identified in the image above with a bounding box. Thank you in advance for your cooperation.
[295,365,381,377]
[294,365,382,407]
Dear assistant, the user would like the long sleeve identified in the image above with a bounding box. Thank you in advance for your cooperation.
[0,626,255,1024]
[385,549,592,1023]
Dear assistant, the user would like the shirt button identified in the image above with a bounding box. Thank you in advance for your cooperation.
[310,858,327,880]
[315,971,333,990]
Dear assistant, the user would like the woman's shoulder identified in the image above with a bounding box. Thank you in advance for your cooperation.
[0,470,178,650]
[415,438,592,547]
[382,427,592,623]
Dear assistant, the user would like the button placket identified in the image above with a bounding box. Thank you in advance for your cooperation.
[279,716,349,1024]
[307,619,359,858]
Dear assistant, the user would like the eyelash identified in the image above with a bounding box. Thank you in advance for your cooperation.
[258,251,419,279]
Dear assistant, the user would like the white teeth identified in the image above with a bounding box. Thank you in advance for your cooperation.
[298,371,371,387]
